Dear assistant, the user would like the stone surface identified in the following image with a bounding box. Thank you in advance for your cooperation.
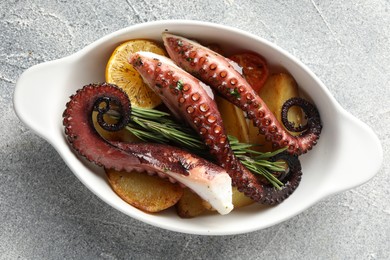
[1,0,389,259]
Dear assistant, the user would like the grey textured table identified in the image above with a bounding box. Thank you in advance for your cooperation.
[1,0,389,259]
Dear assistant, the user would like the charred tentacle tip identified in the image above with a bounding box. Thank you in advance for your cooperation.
[281,97,322,134]
[270,151,301,183]
[90,83,132,132]
[259,151,302,205]
[94,96,130,132]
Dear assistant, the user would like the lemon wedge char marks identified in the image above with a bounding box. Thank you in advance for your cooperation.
[105,40,167,109]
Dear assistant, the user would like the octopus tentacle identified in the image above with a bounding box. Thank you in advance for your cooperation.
[268,152,301,203]
[63,83,233,214]
[281,97,321,136]
[129,52,302,205]
[162,33,322,155]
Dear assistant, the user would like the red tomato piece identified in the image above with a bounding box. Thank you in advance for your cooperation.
[229,53,269,92]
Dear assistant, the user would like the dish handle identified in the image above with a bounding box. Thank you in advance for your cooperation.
[14,59,71,140]
[322,109,383,197]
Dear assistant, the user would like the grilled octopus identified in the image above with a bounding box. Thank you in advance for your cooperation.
[63,33,319,211]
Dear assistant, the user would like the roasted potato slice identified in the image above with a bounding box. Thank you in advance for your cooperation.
[106,169,183,213]
[248,73,302,152]
[176,188,207,218]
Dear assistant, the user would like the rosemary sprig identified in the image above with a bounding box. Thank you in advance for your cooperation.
[110,107,288,189]
[128,112,207,151]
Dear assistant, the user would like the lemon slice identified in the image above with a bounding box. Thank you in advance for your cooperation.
[106,39,167,108]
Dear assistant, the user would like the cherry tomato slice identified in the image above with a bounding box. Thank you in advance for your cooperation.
[229,52,269,92]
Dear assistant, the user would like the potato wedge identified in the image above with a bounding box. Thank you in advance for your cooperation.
[106,169,183,213]
[176,188,207,218]
[232,187,255,208]
[216,96,250,143]
[248,73,302,152]
[259,73,302,126]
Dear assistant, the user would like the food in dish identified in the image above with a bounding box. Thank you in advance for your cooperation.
[62,33,322,217]
[163,33,322,155]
